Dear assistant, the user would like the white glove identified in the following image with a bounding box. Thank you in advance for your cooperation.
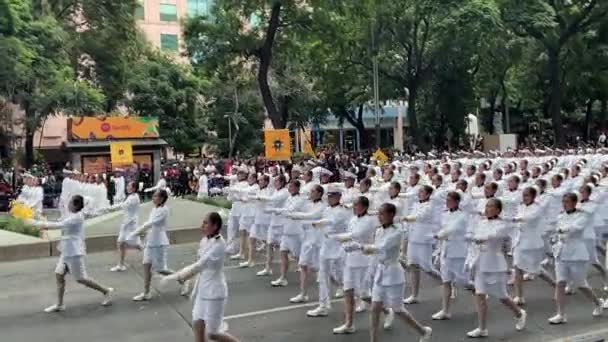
[160,273,180,287]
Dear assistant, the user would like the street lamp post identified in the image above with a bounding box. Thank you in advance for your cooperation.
[372,18,380,149]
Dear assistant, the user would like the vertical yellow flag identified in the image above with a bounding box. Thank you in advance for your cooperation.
[264,129,292,161]
[110,141,133,165]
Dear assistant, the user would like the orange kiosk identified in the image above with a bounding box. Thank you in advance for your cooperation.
[63,116,167,182]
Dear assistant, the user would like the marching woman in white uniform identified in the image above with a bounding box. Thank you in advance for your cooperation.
[162,212,240,342]
[466,198,527,338]
[239,175,273,268]
[104,181,142,272]
[287,185,327,303]
[269,180,306,287]
[306,186,351,317]
[234,173,259,262]
[224,168,249,256]
[27,195,114,312]
[548,192,606,324]
[432,191,469,320]
[255,175,289,277]
[401,185,441,304]
[131,189,171,301]
[510,186,548,304]
[578,184,608,290]
[365,203,432,342]
[332,196,377,334]
[197,170,209,200]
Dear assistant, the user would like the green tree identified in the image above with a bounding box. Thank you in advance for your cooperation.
[500,0,608,146]
[126,51,209,153]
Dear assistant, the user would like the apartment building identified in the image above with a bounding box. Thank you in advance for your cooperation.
[136,0,213,53]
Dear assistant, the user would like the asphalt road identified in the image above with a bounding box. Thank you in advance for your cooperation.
[1,243,608,342]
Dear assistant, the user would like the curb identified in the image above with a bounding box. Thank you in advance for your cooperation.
[0,226,204,263]
[550,328,608,342]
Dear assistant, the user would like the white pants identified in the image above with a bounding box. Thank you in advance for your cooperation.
[318,257,343,307]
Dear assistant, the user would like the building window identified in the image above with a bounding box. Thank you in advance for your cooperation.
[160,33,178,51]
[159,3,177,22]
[187,0,212,17]
[134,0,145,20]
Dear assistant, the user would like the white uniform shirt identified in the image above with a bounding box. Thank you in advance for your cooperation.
[343,214,377,268]
[192,235,228,300]
[371,225,405,286]
[142,206,170,247]
[30,212,86,257]
[554,210,590,262]
[437,209,468,259]
[513,202,544,250]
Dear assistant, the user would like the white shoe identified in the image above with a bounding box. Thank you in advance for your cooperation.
[101,287,114,306]
[513,296,526,306]
[271,278,288,287]
[230,254,244,260]
[466,327,489,338]
[355,301,367,313]
[383,308,395,329]
[256,268,273,276]
[239,261,254,268]
[565,285,575,295]
[289,293,309,303]
[332,324,355,334]
[515,309,527,331]
[420,327,433,342]
[432,310,451,320]
[132,292,152,301]
[306,306,329,317]
[548,314,567,324]
[603,298,608,309]
[593,299,604,317]
[179,280,192,296]
[110,265,127,272]
[43,304,66,313]
[403,295,419,304]
[523,273,535,281]
[334,289,345,298]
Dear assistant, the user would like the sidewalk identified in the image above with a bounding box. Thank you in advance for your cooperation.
[0,199,223,262]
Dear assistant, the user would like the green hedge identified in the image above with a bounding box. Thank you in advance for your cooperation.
[0,215,40,237]
[184,195,232,209]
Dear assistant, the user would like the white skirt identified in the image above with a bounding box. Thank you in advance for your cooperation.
[474,270,509,299]
[117,221,141,246]
[267,225,283,246]
[555,260,590,288]
[279,234,302,257]
[372,283,405,311]
[238,215,255,232]
[440,257,468,285]
[250,223,269,241]
[343,266,370,297]
[192,298,226,335]
[406,242,435,272]
[55,256,88,280]
[513,247,544,275]
[143,246,168,272]
[298,244,320,270]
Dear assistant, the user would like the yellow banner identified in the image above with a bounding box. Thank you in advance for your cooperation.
[303,130,315,156]
[110,141,134,165]
[264,129,292,161]
[372,148,389,166]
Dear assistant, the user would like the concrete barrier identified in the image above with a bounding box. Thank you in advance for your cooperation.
[1,226,205,263]
[0,241,51,262]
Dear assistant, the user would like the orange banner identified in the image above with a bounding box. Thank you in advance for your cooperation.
[69,116,159,140]
[264,129,292,161]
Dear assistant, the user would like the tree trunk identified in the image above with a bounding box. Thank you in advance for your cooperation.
[548,50,565,147]
[585,99,594,142]
[600,98,607,131]
[257,2,283,129]
[408,84,423,150]
[25,127,34,168]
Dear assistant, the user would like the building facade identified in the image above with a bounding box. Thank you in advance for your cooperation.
[136,0,214,54]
